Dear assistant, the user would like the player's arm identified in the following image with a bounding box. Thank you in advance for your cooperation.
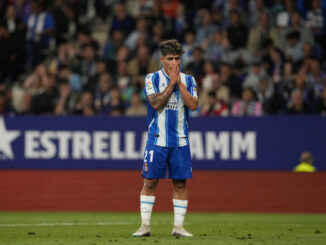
[176,69,198,111]
[148,81,175,110]
[178,82,198,111]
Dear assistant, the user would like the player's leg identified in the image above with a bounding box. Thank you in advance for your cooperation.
[133,144,168,237]
[168,145,193,237]
[171,179,193,237]
[172,179,187,200]
[140,178,159,226]
[133,178,159,237]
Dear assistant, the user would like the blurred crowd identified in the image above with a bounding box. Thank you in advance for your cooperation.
[0,0,326,117]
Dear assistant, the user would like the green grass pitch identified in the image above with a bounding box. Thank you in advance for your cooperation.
[0,212,326,245]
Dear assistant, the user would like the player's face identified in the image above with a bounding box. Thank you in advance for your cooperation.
[161,54,181,74]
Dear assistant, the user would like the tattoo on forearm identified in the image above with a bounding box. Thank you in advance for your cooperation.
[149,84,174,110]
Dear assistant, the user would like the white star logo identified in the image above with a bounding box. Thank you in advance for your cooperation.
[0,117,20,160]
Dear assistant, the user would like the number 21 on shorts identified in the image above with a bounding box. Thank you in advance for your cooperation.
[144,150,154,162]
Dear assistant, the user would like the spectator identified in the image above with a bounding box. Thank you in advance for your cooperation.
[204,31,230,65]
[24,0,55,69]
[306,59,325,98]
[286,89,313,115]
[173,3,188,40]
[102,30,124,62]
[109,2,134,38]
[227,10,248,51]
[231,87,262,116]
[201,91,228,116]
[50,0,70,45]
[115,61,131,100]
[247,12,279,56]
[145,0,167,31]
[4,4,24,35]
[124,75,146,102]
[3,4,26,79]
[15,0,32,22]
[316,87,326,115]
[54,80,74,115]
[220,63,242,99]
[125,92,147,116]
[18,91,32,115]
[256,77,283,115]
[57,65,82,92]
[74,91,96,116]
[127,0,153,18]
[243,61,266,93]
[23,64,49,91]
[0,25,19,84]
[195,9,219,46]
[161,0,178,19]
[94,73,112,115]
[306,0,324,37]
[222,0,246,26]
[128,45,160,76]
[48,42,75,75]
[199,73,230,107]
[79,44,98,89]
[0,87,15,116]
[125,17,148,52]
[248,0,270,28]
[284,31,303,63]
[185,47,205,82]
[280,11,314,49]
[181,29,196,68]
[306,0,324,54]
[266,47,284,84]
[293,151,316,172]
[83,59,108,93]
[201,61,217,91]
[31,74,59,114]
[284,60,296,80]
[295,42,314,72]
[94,0,110,22]
[76,28,99,51]
[108,86,126,116]
[106,45,130,75]
[295,71,315,104]
[275,0,297,28]
[151,22,165,50]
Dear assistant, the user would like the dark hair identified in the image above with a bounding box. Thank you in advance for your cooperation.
[208,91,216,98]
[286,30,300,40]
[159,39,184,56]
[300,151,314,163]
[230,9,240,17]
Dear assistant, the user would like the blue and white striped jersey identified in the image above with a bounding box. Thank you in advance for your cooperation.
[144,69,198,147]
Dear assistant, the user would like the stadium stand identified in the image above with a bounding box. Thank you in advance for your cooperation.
[0,0,325,117]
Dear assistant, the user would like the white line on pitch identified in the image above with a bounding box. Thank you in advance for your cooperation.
[0,222,133,227]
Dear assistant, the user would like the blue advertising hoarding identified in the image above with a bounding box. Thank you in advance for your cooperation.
[0,116,325,170]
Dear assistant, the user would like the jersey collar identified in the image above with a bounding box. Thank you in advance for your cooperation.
[161,69,170,82]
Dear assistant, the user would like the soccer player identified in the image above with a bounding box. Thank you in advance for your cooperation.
[132,39,198,237]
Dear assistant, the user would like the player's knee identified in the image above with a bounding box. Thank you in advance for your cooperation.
[173,180,186,192]
[143,179,159,192]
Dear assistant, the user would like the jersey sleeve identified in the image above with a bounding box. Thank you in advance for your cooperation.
[190,76,198,98]
[144,73,156,96]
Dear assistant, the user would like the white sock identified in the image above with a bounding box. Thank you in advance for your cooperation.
[173,199,188,227]
[140,195,155,226]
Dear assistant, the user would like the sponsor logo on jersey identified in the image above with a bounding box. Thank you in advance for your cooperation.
[146,81,153,89]
[166,93,178,110]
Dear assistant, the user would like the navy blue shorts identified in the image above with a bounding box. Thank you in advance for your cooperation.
[142,143,192,179]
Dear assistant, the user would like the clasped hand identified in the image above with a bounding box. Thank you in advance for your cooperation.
[168,66,181,86]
